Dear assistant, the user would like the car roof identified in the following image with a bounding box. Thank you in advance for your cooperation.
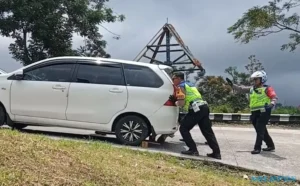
[20,56,171,70]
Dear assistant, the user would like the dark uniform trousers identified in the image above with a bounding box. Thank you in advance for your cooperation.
[251,109,275,150]
[179,104,220,153]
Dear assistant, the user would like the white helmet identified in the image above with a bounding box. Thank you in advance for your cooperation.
[250,70,267,83]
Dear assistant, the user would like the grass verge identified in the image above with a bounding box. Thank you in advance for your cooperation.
[0,129,296,186]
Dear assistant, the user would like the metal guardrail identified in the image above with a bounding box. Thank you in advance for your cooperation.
[179,113,300,122]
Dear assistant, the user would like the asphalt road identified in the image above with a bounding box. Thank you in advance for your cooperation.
[8,125,300,179]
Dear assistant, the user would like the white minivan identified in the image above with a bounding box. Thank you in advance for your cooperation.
[0,57,179,145]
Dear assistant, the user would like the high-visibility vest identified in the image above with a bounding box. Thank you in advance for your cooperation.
[182,83,204,112]
[249,86,271,111]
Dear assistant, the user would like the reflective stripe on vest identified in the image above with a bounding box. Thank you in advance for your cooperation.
[183,84,204,112]
[249,87,271,111]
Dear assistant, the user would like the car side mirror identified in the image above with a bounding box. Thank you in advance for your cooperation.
[14,70,24,80]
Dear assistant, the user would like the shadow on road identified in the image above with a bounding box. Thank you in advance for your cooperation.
[236,150,286,161]
[259,151,287,161]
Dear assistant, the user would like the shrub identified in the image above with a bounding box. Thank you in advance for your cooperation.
[211,104,234,113]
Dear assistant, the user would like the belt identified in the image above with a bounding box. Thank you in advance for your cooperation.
[188,100,207,109]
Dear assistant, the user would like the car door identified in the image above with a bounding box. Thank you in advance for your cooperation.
[66,61,128,124]
[10,61,75,120]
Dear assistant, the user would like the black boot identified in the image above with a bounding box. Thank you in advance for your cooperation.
[251,149,261,154]
[207,153,221,160]
[262,147,275,151]
[181,149,199,156]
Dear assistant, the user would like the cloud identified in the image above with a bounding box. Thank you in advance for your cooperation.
[0,0,299,105]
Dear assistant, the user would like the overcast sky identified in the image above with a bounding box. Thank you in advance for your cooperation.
[0,0,299,106]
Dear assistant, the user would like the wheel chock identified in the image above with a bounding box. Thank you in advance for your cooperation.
[141,140,160,148]
[141,141,148,148]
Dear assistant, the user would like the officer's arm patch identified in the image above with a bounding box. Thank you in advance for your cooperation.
[179,87,186,99]
[175,87,185,100]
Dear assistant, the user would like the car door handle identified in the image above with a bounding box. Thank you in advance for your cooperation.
[109,88,123,93]
[52,85,66,90]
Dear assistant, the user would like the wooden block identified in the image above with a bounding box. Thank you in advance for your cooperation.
[141,141,148,148]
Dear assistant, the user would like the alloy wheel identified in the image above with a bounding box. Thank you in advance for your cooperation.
[120,120,143,142]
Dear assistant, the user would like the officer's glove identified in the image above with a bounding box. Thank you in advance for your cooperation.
[169,95,177,104]
[225,78,233,87]
[265,103,274,109]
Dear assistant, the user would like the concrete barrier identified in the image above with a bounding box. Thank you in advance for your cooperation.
[179,113,300,123]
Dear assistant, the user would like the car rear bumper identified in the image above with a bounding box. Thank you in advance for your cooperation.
[148,106,179,135]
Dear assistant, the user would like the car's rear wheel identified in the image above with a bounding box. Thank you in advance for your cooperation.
[0,106,6,126]
[115,115,149,146]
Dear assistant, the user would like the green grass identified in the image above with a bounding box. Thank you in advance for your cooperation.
[0,129,296,186]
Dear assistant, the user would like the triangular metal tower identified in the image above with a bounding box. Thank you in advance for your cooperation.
[134,23,205,76]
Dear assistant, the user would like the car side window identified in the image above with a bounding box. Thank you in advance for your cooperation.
[76,63,125,86]
[23,64,74,82]
[123,64,163,88]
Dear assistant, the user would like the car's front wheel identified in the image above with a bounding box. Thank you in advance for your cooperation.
[115,115,149,146]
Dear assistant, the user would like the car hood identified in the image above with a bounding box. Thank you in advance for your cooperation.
[0,74,11,80]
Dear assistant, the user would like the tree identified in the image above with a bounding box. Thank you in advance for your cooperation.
[225,66,251,85]
[76,38,111,58]
[228,0,300,52]
[226,94,249,113]
[225,55,265,85]
[0,0,125,66]
[224,66,249,112]
[197,76,232,106]
[245,55,264,74]
[224,55,265,112]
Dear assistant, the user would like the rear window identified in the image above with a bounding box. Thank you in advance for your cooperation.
[123,64,163,88]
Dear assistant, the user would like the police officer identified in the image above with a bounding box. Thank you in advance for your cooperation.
[226,70,277,154]
[170,72,221,159]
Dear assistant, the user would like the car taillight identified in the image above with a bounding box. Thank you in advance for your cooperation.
[164,85,177,106]
[164,100,176,106]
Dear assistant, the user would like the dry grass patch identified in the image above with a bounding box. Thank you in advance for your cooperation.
[0,129,296,186]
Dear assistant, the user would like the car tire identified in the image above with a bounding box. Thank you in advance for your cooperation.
[0,106,5,126]
[115,115,149,146]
